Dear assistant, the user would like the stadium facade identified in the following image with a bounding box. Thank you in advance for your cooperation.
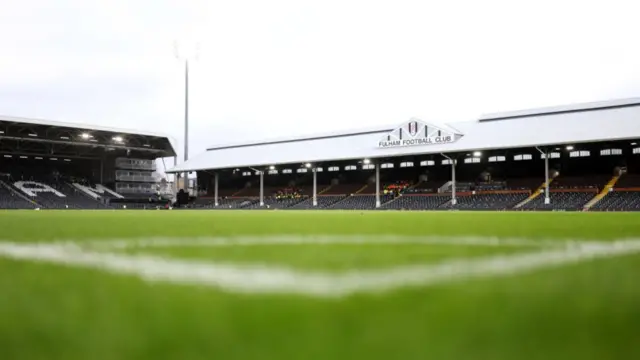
[0,115,176,209]
[169,98,640,211]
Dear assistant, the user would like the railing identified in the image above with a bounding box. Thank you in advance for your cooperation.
[115,158,156,171]
[116,188,158,195]
[116,183,157,194]
[115,175,156,182]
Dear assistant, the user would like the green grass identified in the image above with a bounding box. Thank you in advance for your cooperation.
[1,210,639,360]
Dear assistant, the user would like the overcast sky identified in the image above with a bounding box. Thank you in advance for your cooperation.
[1,0,639,171]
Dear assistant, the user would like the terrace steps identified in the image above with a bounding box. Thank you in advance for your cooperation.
[583,175,620,210]
[379,194,401,208]
[354,184,369,194]
[514,178,555,208]
[407,180,421,190]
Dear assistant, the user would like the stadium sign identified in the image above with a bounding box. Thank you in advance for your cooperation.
[378,119,462,148]
[73,183,124,199]
[14,181,66,197]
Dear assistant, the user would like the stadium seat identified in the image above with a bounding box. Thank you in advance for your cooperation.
[520,191,597,210]
[9,178,109,209]
[442,192,529,210]
[287,195,348,209]
[0,181,36,209]
[591,191,640,211]
[244,197,306,209]
[327,194,395,210]
[379,194,450,210]
[193,197,259,209]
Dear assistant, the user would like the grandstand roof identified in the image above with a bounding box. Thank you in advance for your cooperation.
[168,98,640,173]
[0,115,176,159]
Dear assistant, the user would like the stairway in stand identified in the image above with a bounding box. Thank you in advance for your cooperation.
[583,175,621,210]
[514,178,555,208]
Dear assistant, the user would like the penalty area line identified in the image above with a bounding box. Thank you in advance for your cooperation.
[0,240,639,297]
[82,235,584,250]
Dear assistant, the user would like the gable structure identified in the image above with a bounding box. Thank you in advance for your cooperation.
[378,118,463,148]
[168,98,640,173]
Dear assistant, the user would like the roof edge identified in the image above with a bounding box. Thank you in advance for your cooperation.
[168,135,639,173]
[206,127,393,151]
[0,114,178,157]
[0,114,175,140]
[479,97,640,122]
[206,118,471,151]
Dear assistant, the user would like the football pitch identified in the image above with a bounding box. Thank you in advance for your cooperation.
[1,210,639,360]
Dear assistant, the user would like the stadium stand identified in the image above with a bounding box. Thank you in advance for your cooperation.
[0,179,36,209]
[505,178,543,191]
[380,194,451,210]
[327,194,395,210]
[192,197,258,209]
[18,180,107,209]
[0,116,176,209]
[444,191,530,210]
[550,175,609,190]
[288,195,348,209]
[321,183,367,195]
[589,173,640,211]
[591,190,640,211]
[520,190,598,211]
[244,197,306,209]
[405,180,446,194]
[5,99,640,212]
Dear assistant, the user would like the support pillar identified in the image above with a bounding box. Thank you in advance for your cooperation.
[544,153,551,204]
[259,171,264,207]
[375,163,381,208]
[214,172,219,207]
[451,159,457,205]
[536,146,551,204]
[312,168,318,207]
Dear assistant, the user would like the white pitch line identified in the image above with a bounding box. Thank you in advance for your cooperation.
[1,240,640,297]
[82,235,580,250]
[330,240,640,295]
[0,242,336,296]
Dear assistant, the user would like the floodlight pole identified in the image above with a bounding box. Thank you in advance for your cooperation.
[312,167,318,207]
[375,161,381,208]
[535,146,551,204]
[183,60,189,192]
[214,172,219,207]
[442,153,456,205]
